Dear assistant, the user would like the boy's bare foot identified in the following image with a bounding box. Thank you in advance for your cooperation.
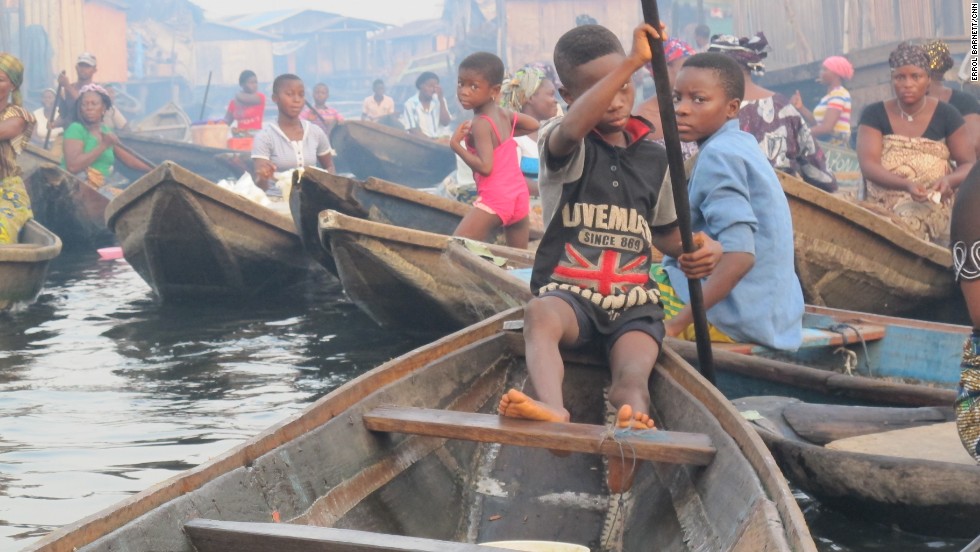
[498,389,569,422]
[607,404,656,493]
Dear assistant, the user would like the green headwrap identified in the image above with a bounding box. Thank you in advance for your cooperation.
[0,53,25,106]
[500,66,547,112]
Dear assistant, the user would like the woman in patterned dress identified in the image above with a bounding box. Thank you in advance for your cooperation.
[855,42,975,246]
[0,53,36,245]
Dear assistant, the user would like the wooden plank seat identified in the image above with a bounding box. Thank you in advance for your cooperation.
[363,407,715,465]
[184,519,510,551]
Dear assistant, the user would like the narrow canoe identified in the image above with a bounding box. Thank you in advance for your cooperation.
[130,102,193,142]
[779,170,955,316]
[318,210,532,332]
[118,133,250,183]
[25,165,115,248]
[816,140,861,190]
[105,162,312,302]
[0,220,63,311]
[23,307,815,552]
[735,395,979,538]
[17,143,60,178]
[424,231,970,406]
[291,168,474,274]
[331,120,456,188]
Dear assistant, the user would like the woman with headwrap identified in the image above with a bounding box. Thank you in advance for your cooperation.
[499,64,559,193]
[0,53,37,245]
[634,37,699,160]
[790,56,854,146]
[62,84,151,190]
[856,42,975,246]
[952,163,980,463]
[709,32,838,192]
[925,40,980,157]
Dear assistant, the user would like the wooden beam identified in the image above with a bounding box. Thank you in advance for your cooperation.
[363,407,715,465]
[184,519,504,552]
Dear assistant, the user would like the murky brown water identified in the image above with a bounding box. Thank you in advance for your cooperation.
[0,251,971,551]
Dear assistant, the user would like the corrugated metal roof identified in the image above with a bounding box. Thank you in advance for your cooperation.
[370,18,447,41]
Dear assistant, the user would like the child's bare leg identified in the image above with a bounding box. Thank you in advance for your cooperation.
[605,331,660,493]
[499,296,580,423]
[503,215,531,249]
[453,208,501,242]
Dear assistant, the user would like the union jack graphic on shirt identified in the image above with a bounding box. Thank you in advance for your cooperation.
[552,244,649,296]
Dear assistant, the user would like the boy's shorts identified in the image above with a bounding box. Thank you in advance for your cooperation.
[539,288,665,357]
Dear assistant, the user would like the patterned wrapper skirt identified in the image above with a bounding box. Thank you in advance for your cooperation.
[0,175,33,244]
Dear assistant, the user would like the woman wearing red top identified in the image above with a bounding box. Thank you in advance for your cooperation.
[223,70,265,138]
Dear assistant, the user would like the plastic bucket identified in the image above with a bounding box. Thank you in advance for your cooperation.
[190,123,229,148]
[480,541,589,552]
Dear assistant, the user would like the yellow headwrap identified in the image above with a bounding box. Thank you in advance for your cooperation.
[0,53,25,106]
[499,66,547,112]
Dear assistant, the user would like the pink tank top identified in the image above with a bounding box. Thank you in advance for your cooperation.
[471,114,526,197]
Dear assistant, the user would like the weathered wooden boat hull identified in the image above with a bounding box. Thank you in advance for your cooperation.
[105,162,311,302]
[318,210,532,332]
[291,168,472,274]
[25,166,114,248]
[736,396,980,539]
[118,133,250,183]
[779,171,955,316]
[17,143,60,178]
[428,235,970,404]
[0,220,63,311]
[24,308,814,552]
[817,141,861,190]
[130,102,193,142]
[331,120,456,188]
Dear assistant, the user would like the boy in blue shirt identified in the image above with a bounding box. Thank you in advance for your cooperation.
[658,53,803,351]
[497,23,722,493]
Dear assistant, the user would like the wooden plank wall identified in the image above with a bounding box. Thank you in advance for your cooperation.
[504,0,641,70]
[21,0,86,84]
[731,0,969,70]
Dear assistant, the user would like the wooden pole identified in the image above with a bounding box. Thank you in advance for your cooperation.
[43,79,64,150]
[639,0,716,384]
[199,70,212,121]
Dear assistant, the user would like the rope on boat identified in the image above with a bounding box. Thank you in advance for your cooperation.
[827,323,873,377]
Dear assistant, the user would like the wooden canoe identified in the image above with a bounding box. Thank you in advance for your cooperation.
[0,220,63,311]
[23,307,815,552]
[17,143,60,178]
[318,210,533,332]
[130,102,193,142]
[816,140,861,191]
[105,162,312,302]
[414,233,970,406]
[734,395,979,538]
[331,120,456,188]
[291,168,474,274]
[779,170,955,316]
[25,165,115,248]
[118,133,250,183]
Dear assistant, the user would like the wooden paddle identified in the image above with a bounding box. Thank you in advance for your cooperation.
[43,79,64,150]
[199,70,212,121]
[639,0,716,383]
[304,100,336,133]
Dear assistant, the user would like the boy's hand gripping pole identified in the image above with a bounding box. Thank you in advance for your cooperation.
[640,0,716,384]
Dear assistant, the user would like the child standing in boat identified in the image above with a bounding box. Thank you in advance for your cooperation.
[450,52,539,249]
[497,24,722,493]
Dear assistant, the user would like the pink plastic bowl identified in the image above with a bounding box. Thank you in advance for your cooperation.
[97,246,124,260]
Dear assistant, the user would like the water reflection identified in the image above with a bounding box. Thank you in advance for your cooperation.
[0,251,426,549]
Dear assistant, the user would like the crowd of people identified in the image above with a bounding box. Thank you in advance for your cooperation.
[2,20,978,470]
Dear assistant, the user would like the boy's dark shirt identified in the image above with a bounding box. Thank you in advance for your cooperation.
[532,116,676,325]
